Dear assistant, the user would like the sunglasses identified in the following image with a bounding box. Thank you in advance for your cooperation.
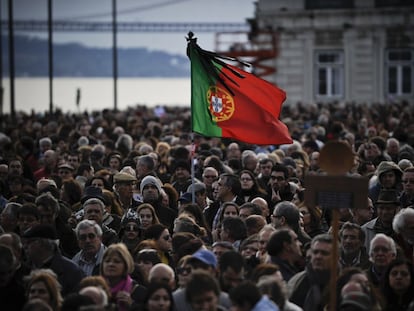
[79,233,97,241]
[176,267,191,275]
[125,225,139,232]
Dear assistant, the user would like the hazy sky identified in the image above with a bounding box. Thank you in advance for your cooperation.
[6,0,256,55]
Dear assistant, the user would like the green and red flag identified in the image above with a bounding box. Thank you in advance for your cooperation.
[187,32,292,146]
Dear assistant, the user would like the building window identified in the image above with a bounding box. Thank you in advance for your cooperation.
[386,49,413,97]
[314,50,344,99]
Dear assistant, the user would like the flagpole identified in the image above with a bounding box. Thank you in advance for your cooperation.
[190,132,196,204]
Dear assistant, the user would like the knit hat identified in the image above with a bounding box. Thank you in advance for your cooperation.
[140,176,162,193]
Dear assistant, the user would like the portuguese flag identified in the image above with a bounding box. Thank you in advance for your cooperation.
[187,32,292,146]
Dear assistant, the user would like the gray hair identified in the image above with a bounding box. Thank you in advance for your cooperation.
[75,219,103,238]
[369,233,397,256]
[83,198,105,211]
[393,208,414,234]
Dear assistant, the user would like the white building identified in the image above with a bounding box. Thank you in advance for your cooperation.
[238,0,414,105]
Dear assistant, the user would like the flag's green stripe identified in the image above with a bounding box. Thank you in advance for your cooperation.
[190,47,223,137]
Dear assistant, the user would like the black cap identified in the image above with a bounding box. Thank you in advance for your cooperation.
[81,186,106,205]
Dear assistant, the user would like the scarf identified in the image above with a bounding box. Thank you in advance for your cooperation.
[110,275,134,311]
[303,265,330,311]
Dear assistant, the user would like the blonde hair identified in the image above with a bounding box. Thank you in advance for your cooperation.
[101,243,135,276]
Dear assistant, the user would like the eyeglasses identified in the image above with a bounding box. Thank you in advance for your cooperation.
[402,179,414,184]
[125,225,139,232]
[176,266,192,275]
[271,214,281,219]
[78,233,97,241]
[270,176,285,181]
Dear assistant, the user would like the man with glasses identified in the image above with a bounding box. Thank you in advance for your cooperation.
[400,167,414,208]
[72,219,106,276]
[202,166,219,201]
[268,163,296,207]
[288,234,333,310]
[366,233,397,288]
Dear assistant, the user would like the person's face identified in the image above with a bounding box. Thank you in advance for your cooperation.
[175,167,190,180]
[260,161,273,177]
[240,173,254,190]
[299,206,311,227]
[310,241,332,271]
[212,245,229,260]
[28,281,51,304]
[37,205,56,225]
[380,171,397,188]
[402,171,414,195]
[241,241,259,259]
[177,264,192,288]
[389,264,411,293]
[147,288,171,311]
[9,160,23,175]
[67,156,80,169]
[271,210,283,228]
[370,237,395,268]
[138,208,154,229]
[377,204,398,226]
[354,201,374,224]
[0,164,8,180]
[258,230,273,254]
[84,203,104,224]
[219,226,230,242]
[212,181,219,200]
[223,205,237,218]
[142,185,160,203]
[202,169,218,187]
[190,290,219,311]
[109,157,121,171]
[238,208,251,220]
[124,222,140,240]
[18,214,39,234]
[58,168,73,180]
[220,267,244,292]
[349,273,370,289]
[289,230,303,258]
[270,171,286,190]
[157,229,172,252]
[117,182,135,200]
[217,177,230,201]
[341,228,362,255]
[400,216,414,244]
[78,227,101,255]
[23,238,42,264]
[91,178,105,189]
[103,253,126,279]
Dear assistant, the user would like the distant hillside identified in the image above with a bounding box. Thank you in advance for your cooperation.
[2,35,190,77]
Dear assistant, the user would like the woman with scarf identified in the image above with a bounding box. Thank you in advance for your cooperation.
[101,243,147,311]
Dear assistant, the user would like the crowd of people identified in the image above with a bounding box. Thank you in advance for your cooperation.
[0,100,414,311]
